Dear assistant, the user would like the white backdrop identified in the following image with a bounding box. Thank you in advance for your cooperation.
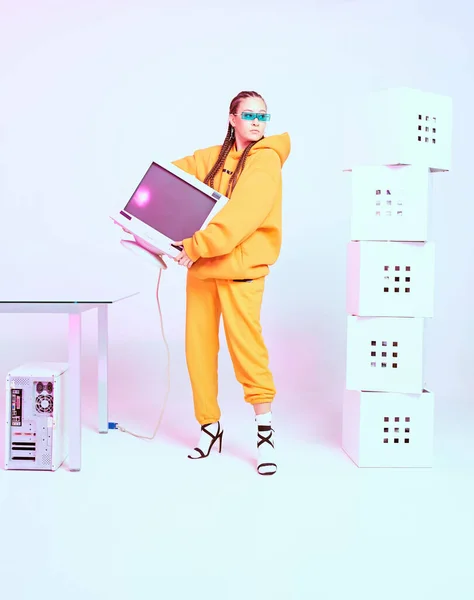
[1,0,473,464]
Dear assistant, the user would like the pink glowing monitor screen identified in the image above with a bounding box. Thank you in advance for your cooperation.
[123,162,219,241]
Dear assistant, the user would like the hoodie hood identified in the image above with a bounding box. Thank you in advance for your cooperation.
[228,132,291,167]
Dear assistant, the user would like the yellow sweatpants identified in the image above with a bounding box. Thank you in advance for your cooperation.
[185,273,276,425]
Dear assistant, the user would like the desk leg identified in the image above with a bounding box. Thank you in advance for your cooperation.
[68,313,82,472]
[98,305,109,433]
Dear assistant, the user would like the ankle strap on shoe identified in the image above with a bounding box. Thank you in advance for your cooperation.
[201,422,220,438]
[257,425,274,448]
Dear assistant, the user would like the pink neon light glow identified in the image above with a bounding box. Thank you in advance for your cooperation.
[133,188,150,206]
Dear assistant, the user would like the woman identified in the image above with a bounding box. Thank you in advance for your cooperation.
[172,90,290,475]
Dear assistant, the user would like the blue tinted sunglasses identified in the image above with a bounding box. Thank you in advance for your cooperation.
[237,111,271,122]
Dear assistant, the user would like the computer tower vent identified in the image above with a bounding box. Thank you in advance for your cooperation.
[41,452,52,467]
[35,395,54,414]
[11,377,30,387]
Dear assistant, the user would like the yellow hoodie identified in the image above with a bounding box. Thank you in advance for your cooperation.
[172,132,291,280]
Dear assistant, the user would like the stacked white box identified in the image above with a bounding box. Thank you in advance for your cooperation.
[365,87,452,172]
[342,87,452,468]
[346,240,435,317]
[350,165,433,242]
[346,315,425,394]
[342,390,435,468]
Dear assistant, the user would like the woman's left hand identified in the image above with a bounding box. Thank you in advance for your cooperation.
[173,241,194,269]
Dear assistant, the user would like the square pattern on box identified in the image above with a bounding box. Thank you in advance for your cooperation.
[366,87,452,172]
[342,389,434,467]
[346,316,425,394]
[350,165,432,242]
[346,241,435,317]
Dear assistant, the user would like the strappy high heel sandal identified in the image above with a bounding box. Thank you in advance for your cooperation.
[257,424,277,475]
[188,421,224,459]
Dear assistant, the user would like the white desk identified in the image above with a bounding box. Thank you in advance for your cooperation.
[0,286,139,471]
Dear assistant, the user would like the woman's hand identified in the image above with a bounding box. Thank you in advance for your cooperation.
[173,241,194,269]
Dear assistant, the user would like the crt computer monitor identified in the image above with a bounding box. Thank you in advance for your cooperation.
[110,161,229,258]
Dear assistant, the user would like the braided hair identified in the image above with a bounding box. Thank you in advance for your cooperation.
[204,91,266,198]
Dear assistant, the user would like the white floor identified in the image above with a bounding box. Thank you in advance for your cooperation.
[1,373,474,600]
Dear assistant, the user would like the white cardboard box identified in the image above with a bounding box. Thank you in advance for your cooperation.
[342,388,434,468]
[346,241,435,317]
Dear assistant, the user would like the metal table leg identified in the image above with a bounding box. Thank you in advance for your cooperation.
[68,312,82,471]
[98,305,109,434]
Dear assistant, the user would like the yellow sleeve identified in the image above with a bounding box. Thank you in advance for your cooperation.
[182,150,281,261]
[172,154,197,176]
